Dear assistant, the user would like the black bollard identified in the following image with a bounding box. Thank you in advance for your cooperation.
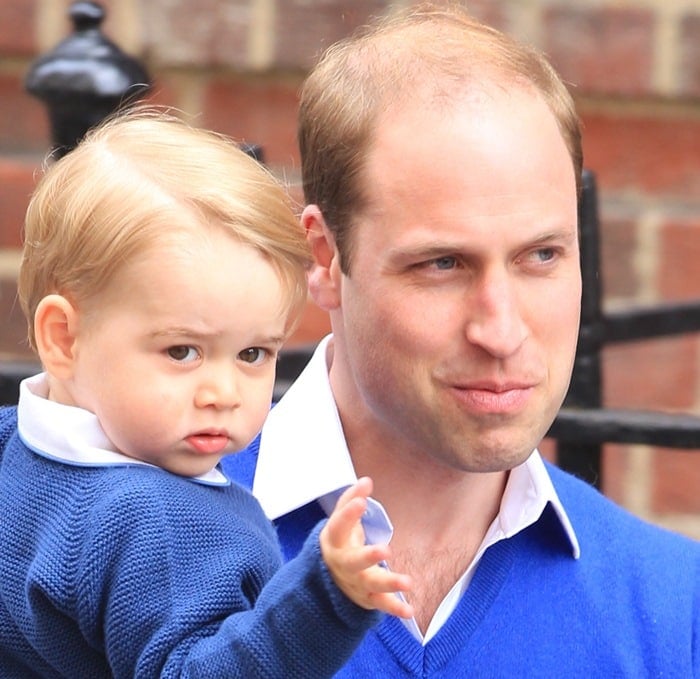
[25,1,151,158]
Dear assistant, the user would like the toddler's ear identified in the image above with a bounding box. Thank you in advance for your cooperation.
[34,294,80,379]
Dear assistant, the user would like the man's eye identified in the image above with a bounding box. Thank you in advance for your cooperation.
[535,248,555,262]
[529,247,557,264]
[238,347,267,365]
[431,256,457,270]
[167,346,199,363]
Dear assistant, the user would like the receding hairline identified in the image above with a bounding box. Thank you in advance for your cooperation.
[298,3,582,272]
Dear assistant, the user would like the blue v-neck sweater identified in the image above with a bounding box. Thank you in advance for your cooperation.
[226,435,700,677]
[0,407,379,678]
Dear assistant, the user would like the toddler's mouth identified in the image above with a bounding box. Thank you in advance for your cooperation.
[185,432,230,455]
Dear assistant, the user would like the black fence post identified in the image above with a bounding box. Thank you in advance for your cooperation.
[550,169,700,483]
[24,1,151,159]
[557,170,604,487]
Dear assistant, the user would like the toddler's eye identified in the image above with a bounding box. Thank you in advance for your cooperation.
[238,347,267,365]
[167,345,199,363]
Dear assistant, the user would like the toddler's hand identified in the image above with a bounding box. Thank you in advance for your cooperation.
[319,477,413,619]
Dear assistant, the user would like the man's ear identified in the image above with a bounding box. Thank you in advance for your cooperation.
[302,205,342,311]
[34,294,80,379]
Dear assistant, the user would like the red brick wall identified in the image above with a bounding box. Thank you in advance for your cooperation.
[1,0,698,537]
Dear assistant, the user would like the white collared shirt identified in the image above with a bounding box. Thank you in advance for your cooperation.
[254,335,580,643]
[17,373,229,486]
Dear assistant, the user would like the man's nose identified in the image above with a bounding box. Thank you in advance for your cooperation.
[464,269,529,358]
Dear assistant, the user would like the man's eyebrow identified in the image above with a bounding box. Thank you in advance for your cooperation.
[528,228,579,244]
[386,228,578,260]
[386,243,464,259]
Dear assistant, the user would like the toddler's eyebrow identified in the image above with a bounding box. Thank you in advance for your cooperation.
[150,328,287,346]
[150,327,218,339]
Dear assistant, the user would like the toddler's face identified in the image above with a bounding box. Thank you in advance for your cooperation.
[66,227,289,478]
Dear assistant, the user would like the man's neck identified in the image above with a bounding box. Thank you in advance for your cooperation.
[348,427,508,632]
[327,339,509,630]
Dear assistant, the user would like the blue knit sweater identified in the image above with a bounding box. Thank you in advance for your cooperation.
[0,407,379,678]
[225,435,700,677]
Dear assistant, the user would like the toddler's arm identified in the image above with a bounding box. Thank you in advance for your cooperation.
[319,477,414,619]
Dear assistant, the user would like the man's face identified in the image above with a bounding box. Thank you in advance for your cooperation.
[327,86,581,473]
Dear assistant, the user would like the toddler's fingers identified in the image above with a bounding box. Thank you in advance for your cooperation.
[333,477,373,512]
[334,542,391,572]
[323,477,373,549]
[362,565,413,595]
[368,592,414,620]
[323,496,367,550]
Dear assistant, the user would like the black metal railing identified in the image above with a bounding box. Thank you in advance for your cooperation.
[271,170,700,489]
[4,0,700,488]
[3,172,700,489]
[550,170,700,486]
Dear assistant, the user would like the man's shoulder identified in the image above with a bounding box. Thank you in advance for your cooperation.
[546,460,700,559]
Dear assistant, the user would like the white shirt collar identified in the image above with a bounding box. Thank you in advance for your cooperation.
[17,373,229,486]
[254,334,580,643]
[254,335,356,516]
[255,335,579,557]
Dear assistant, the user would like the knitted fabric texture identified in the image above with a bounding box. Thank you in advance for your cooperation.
[225,434,700,678]
[0,407,379,678]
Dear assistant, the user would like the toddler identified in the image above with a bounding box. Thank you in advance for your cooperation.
[0,110,412,678]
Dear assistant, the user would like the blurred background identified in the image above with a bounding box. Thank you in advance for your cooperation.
[0,0,699,537]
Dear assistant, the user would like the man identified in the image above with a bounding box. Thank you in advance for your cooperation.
[224,4,699,675]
